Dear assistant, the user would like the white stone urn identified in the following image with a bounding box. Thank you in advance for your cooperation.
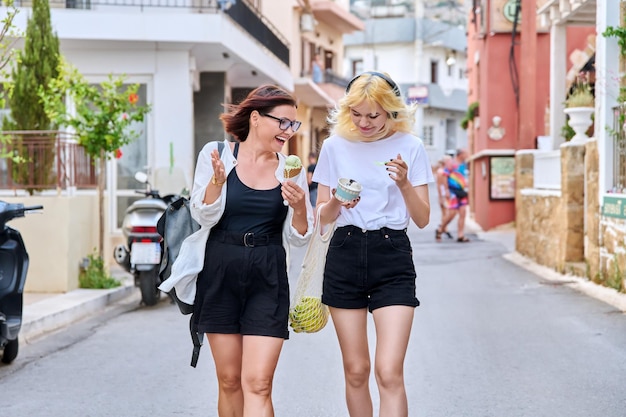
[564,107,594,144]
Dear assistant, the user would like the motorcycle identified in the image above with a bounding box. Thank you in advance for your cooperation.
[0,201,43,364]
[114,168,186,307]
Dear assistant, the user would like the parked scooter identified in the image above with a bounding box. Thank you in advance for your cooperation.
[114,168,186,306]
[0,201,43,364]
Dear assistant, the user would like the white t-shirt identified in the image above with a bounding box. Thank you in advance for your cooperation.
[313,131,434,230]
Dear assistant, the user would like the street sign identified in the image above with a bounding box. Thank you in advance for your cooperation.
[602,196,626,219]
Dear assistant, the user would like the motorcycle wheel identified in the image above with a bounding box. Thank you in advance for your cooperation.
[1,339,18,364]
[139,270,161,306]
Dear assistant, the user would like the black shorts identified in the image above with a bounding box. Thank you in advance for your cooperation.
[322,226,419,312]
[195,232,289,339]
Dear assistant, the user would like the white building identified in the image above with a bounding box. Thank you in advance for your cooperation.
[344,4,468,164]
[0,0,362,292]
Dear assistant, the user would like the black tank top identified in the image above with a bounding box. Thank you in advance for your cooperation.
[213,143,288,234]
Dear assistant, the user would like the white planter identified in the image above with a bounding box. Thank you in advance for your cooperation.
[564,107,594,144]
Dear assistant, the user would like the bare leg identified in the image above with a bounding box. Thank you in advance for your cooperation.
[241,335,284,417]
[372,306,414,417]
[457,205,467,238]
[207,334,244,417]
[330,307,373,417]
[439,208,458,233]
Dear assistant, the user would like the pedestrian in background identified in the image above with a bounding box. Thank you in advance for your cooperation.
[307,151,318,206]
[434,154,453,240]
[163,84,314,417]
[313,71,433,417]
[436,148,470,242]
[311,53,324,83]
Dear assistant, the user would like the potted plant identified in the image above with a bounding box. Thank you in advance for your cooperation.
[564,75,595,144]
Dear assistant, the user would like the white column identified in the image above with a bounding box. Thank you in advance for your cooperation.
[550,22,567,148]
[596,0,620,197]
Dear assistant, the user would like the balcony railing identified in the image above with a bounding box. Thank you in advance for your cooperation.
[27,0,290,67]
[0,131,97,192]
[322,70,352,89]
[611,104,626,194]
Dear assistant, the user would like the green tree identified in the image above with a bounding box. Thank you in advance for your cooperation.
[0,1,21,160]
[3,0,60,191]
[40,61,151,258]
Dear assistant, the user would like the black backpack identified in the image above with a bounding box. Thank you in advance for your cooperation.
[157,141,224,367]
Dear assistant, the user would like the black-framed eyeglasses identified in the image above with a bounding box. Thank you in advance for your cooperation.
[260,112,301,132]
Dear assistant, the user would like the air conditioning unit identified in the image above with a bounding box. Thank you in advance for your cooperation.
[301,13,316,33]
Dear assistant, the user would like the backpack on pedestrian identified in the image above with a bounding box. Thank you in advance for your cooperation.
[156,141,224,367]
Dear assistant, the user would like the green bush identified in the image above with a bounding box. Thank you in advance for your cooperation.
[79,251,121,289]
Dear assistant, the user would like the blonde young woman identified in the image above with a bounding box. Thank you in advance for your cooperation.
[313,72,433,417]
[161,85,314,417]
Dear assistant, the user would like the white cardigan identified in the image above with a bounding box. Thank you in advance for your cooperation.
[158,139,314,305]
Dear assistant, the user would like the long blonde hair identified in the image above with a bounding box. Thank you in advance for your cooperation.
[328,72,417,142]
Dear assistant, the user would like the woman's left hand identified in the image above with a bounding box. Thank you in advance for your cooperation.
[386,154,409,185]
[282,180,306,209]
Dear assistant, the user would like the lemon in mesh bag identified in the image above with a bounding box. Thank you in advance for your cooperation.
[289,296,329,333]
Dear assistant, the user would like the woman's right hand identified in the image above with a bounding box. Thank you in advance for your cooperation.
[210,148,226,185]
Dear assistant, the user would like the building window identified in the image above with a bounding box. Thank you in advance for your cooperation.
[430,61,438,84]
[352,59,363,77]
[422,125,434,147]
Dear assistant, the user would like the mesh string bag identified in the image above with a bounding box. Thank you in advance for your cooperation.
[289,206,335,333]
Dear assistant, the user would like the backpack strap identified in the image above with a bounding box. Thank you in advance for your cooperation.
[189,139,226,368]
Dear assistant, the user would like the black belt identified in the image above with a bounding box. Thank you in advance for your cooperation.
[209,229,282,247]
[336,225,407,236]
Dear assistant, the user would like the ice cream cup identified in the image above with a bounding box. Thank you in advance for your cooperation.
[335,178,362,203]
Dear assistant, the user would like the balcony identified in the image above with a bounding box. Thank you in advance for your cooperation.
[294,69,351,108]
[0,131,97,193]
[537,0,597,26]
[15,0,290,67]
[310,0,364,34]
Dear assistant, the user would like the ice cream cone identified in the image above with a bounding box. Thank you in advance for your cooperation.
[284,166,302,178]
[284,155,302,179]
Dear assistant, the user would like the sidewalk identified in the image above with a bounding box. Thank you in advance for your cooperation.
[19,221,626,344]
[466,217,626,313]
[21,267,136,343]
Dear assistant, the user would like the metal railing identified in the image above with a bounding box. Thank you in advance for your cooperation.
[323,70,352,89]
[611,104,626,194]
[0,131,97,192]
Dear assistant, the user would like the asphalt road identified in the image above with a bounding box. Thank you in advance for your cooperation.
[1,198,625,416]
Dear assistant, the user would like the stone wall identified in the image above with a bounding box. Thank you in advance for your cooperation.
[516,139,625,292]
[515,143,586,272]
[560,143,586,262]
[585,139,600,279]
[517,188,563,269]
[598,218,626,291]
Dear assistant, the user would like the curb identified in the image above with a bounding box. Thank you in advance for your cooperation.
[21,277,135,343]
[467,215,626,313]
[504,252,626,313]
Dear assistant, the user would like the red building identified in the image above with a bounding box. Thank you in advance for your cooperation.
[466,0,596,230]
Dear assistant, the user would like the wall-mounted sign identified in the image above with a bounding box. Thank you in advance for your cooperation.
[602,196,626,219]
[490,156,515,200]
[490,0,550,33]
[407,85,428,105]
